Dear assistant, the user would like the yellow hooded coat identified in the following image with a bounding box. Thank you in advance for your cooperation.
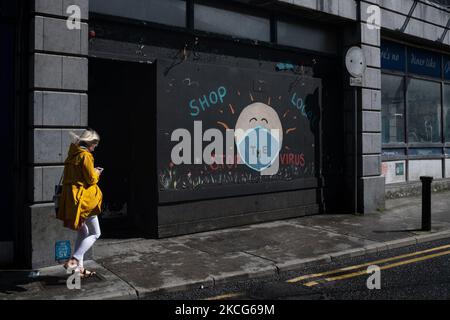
[57,143,103,230]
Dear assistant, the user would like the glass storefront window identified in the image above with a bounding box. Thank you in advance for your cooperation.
[277,21,337,54]
[444,84,450,142]
[408,148,442,156]
[381,41,449,184]
[406,78,441,143]
[381,74,405,144]
[90,0,186,27]
[194,4,270,42]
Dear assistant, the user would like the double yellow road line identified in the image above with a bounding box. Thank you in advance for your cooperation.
[286,244,450,287]
[205,292,244,300]
[205,243,450,299]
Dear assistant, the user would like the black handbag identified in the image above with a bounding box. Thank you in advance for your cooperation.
[53,171,64,215]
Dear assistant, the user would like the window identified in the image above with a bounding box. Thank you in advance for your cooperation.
[194,4,270,42]
[277,21,337,54]
[408,148,442,156]
[381,74,405,144]
[380,40,450,183]
[443,84,450,142]
[406,79,441,143]
[90,0,186,27]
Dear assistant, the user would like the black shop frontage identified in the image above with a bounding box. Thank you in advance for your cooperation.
[87,0,349,238]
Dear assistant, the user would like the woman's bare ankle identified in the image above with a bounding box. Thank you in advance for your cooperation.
[65,257,78,265]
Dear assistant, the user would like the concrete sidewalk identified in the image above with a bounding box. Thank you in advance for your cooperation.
[2,191,450,300]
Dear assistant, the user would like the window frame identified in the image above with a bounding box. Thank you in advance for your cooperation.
[442,82,450,145]
[405,76,442,146]
[192,1,272,43]
[381,39,450,167]
[381,72,406,146]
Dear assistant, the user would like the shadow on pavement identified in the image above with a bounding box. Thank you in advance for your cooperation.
[0,271,66,295]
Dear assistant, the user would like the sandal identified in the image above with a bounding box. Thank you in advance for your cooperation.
[63,257,79,271]
[79,268,96,279]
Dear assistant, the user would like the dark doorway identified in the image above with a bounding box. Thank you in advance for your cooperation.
[314,56,346,213]
[88,57,156,239]
[0,22,15,243]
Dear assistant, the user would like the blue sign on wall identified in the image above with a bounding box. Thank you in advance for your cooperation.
[55,240,71,261]
[408,47,441,78]
[381,40,406,72]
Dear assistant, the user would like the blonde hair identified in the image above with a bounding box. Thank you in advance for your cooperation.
[69,129,100,146]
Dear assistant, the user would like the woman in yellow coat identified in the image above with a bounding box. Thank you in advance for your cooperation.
[57,129,103,278]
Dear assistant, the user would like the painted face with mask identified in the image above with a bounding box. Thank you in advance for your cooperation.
[234,102,283,174]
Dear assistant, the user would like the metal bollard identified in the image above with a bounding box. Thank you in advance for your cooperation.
[420,176,433,231]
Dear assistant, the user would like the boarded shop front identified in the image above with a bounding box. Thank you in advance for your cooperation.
[146,60,324,237]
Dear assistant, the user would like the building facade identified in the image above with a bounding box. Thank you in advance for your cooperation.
[2,0,450,268]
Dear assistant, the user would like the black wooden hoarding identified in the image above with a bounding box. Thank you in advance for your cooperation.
[157,59,322,204]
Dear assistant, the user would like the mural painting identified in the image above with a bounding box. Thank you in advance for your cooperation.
[156,59,322,200]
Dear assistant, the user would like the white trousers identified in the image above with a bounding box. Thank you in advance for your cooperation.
[73,216,101,267]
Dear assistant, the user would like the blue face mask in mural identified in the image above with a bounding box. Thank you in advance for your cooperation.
[236,126,281,172]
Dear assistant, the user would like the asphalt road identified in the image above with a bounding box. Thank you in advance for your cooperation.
[149,238,450,300]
